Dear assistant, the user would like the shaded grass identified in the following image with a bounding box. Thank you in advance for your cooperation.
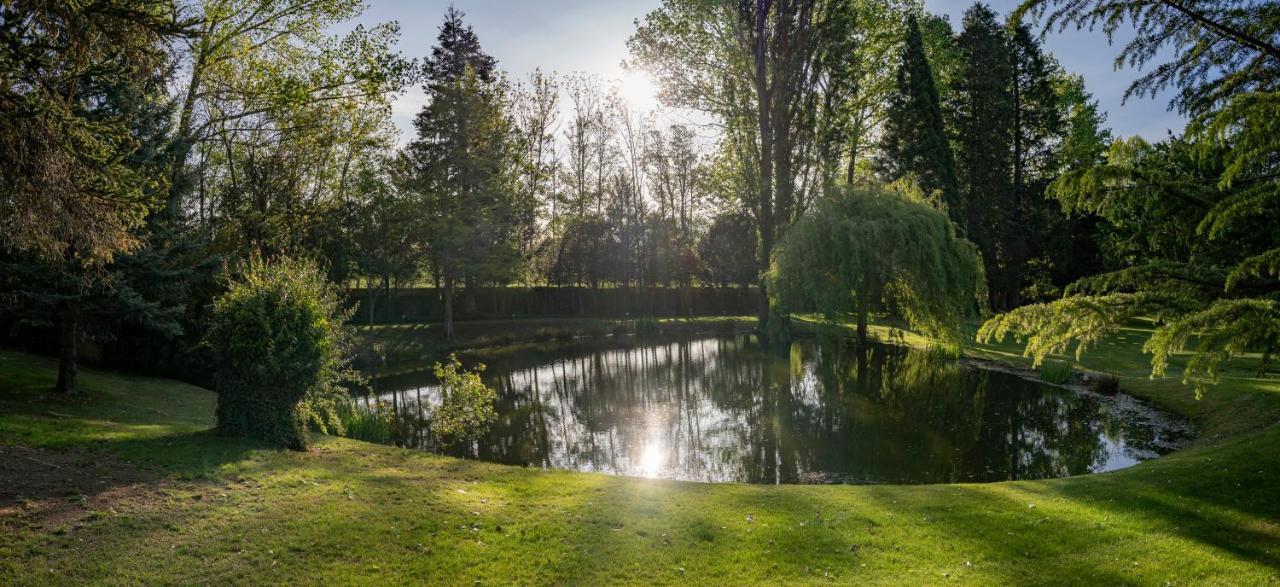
[2,317,1280,585]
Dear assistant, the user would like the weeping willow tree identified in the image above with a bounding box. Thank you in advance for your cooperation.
[768,183,986,348]
[979,0,1280,394]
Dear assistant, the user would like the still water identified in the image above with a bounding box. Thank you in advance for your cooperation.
[370,335,1191,484]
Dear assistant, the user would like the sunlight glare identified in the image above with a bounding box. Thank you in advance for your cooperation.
[637,439,667,478]
[618,69,660,113]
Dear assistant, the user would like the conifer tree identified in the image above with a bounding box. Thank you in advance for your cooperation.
[953,3,1016,309]
[877,15,961,215]
[399,8,523,342]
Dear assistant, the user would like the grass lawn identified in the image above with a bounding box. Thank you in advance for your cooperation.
[2,320,1278,585]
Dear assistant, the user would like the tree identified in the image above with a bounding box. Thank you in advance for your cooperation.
[163,0,411,223]
[952,3,1016,309]
[0,0,191,393]
[876,15,960,211]
[981,0,1280,392]
[400,9,522,341]
[769,182,986,347]
[0,0,188,264]
[700,211,758,288]
[630,0,837,331]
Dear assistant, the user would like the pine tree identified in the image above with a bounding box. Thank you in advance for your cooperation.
[877,15,961,216]
[953,3,1016,309]
[400,8,521,342]
[423,6,498,88]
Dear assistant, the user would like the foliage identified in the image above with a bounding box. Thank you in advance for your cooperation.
[769,182,986,347]
[1038,360,1074,384]
[877,14,960,210]
[334,398,394,444]
[430,354,497,443]
[204,256,357,449]
[0,0,189,264]
[399,9,526,340]
[698,211,758,288]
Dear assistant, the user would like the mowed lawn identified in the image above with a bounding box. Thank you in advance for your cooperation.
[1,321,1279,585]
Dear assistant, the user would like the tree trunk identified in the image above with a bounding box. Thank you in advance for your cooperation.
[752,0,775,333]
[55,304,79,394]
[367,277,376,326]
[443,280,455,343]
[856,296,869,348]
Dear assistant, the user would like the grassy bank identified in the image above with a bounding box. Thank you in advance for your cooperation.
[2,321,1279,585]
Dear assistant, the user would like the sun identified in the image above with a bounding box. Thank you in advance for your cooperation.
[618,69,661,113]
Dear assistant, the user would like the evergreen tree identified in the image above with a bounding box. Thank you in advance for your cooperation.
[877,15,961,214]
[0,2,188,393]
[953,3,1016,309]
[400,9,522,341]
[423,6,498,88]
[986,0,1280,392]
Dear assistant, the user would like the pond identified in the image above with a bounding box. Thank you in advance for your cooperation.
[367,335,1192,484]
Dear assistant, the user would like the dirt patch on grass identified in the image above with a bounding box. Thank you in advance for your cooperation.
[0,444,169,532]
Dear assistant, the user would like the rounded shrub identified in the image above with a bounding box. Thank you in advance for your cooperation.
[204,256,356,450]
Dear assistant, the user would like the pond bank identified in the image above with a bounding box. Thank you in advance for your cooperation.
[1,318,1278,584]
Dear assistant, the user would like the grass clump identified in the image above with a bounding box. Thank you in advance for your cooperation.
[633,317,661,338]
[334,398,394,444]
[1038,360,1074,384]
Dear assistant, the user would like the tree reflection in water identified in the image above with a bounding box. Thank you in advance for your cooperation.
[373,336,1190,484]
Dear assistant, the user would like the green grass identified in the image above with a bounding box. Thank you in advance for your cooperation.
[1038,360,1074,385]
[2,319,1279,585]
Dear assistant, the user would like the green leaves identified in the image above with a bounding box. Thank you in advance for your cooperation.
[430,354,497,444]
[204,255,357,450]
[770,182,985,347]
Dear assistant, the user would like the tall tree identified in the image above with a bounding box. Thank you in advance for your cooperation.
[631,0,837,331]
[877,15,961,212]
[165,0,411,224]
[983,0,1280,392]
[0,0,189,393]
[952,3,1016,308]
[400,9,521,341]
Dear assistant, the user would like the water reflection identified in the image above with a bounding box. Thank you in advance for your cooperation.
[371,336,1190,484]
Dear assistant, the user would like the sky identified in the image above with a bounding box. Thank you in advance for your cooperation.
[350,0,1185,144]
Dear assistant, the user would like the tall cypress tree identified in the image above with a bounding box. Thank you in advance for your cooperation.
[877,15,961,216]
[953,3,1016,309]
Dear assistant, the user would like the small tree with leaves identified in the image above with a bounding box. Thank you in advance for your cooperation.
[429,354,497,445]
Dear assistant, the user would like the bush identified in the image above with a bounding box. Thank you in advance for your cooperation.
[430,354,497,443]
[204,256,357,450]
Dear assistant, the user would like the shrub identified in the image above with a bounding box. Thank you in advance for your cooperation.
[1038,360,1074,385]
[204,256,357,450]
[533,327,557,342]
[430,354,497,443]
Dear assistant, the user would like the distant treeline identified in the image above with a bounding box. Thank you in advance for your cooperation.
[350,286,758,324]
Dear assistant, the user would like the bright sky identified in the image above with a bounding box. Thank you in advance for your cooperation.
[352,0,1185,145]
